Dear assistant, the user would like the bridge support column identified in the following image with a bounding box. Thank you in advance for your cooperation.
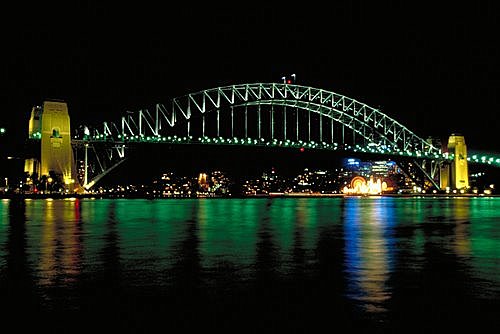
[440,162,450,190]
[258,105,261,138]
[319,114,322,142]
[231,106,234,137]
[84,143,88,186]
[447,134,469,190]
[217,110,220,137]
[271,104,274,140]
[296,108,299,140]
[245,106,248,138]
[331,118,334,143]
[308,109,311,142]
[37,100,81,193]
[283,106,286,140]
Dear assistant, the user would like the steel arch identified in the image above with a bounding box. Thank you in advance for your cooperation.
[88,83,439,155]
[78,83,449,190]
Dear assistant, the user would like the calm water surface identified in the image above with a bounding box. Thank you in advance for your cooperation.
[0,197,498,332]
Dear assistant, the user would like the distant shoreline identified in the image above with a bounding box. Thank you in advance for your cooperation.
[0,192,498,200]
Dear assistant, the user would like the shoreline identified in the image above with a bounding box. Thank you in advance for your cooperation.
[0,192,498,200]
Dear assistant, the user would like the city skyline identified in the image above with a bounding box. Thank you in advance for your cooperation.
[5,155,497,197]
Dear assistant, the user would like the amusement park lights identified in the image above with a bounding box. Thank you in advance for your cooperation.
[342,176,388,195]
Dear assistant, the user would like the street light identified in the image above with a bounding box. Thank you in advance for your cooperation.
[0,127,5,134]
[46,177,53,193]
[291,73,296,83]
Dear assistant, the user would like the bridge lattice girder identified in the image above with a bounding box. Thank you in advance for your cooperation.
[87,83,440,155]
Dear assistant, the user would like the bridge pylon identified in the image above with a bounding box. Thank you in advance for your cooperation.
[440,134,469,190]
[24,100,82,193]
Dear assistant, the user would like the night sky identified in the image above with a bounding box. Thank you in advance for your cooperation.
[2,1,500,153]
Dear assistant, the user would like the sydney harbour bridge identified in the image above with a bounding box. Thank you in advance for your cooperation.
[22,82,500,193]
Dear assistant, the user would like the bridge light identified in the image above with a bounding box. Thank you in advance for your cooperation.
[300,147,305,152]
[287,79,292,84]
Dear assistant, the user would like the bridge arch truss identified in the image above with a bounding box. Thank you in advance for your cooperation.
[78,83,444,189]
[89,83,439,155]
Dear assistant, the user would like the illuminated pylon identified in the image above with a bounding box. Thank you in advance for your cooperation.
[447,134,469,190]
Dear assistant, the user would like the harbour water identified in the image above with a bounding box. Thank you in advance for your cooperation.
[0,197,498,332]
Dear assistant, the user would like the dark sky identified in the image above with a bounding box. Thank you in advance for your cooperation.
[2,1,500,153]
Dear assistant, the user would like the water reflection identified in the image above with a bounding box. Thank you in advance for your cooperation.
[0,200,43,328]
[452,199,471,258]
[343,197,395,313]
[0,197,497,331]
[100,201,122,292]
[28,199,84,294]
[172,200,201,291]
[469,198,500,288]
[3,200,38,309]
[38,200,55,287]
[292,199,308,275]
[255,199,279,285]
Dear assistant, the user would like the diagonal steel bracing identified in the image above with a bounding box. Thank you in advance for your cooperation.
[77,83,447,189]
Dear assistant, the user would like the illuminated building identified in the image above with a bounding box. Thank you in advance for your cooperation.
[154,172,194,197]
[209,170,231,195]
[198,172,209,191]
[344,158,371,177]
[343,158,398,179]
[341,158,402,193]
[291,168,339,193]
[371,161,390,177]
